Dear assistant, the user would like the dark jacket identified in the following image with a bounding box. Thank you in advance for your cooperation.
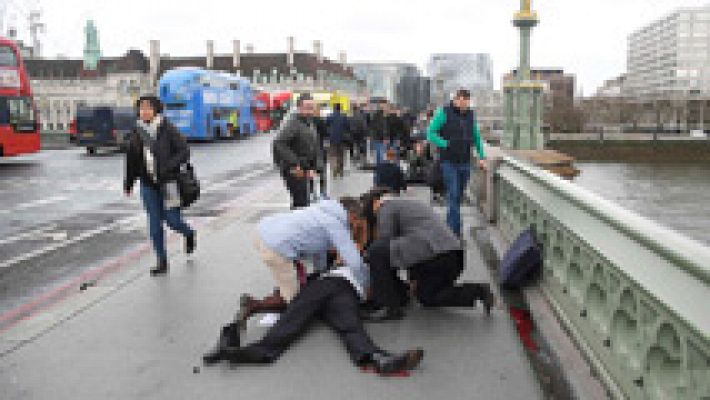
[326,110,350,145]
[124,118,189,192]
[386,114,407,143]
[374,161,406,193]
[427,102,486,164]
[273,111,323,172]
[349,111,368,142]
[376,198,461,269]
[369,111,387,141]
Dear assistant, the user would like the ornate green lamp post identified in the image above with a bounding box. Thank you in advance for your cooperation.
[503,0,545,150]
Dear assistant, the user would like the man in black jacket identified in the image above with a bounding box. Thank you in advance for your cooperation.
[369,104,388,165]
[349,105,368,165]
[386,107,407,156]
[272,93,322,209]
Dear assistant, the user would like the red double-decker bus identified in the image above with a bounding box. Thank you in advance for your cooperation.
[253,91,272,133]
[0,37,40,157]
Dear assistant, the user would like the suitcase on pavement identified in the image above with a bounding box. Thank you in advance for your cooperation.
[499,227,542,289]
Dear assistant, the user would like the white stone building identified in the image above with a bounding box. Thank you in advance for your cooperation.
[627,6,710,97]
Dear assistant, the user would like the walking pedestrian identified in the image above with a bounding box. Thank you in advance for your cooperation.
[349,105,368,165]
[370,104,388,164]
[386,107,407,157]
[124,95,195,276]
[326,103,350,179]
[427,89,486,237]
[273,93,322,209]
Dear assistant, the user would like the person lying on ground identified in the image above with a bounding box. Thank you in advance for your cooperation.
[203,205,424,376]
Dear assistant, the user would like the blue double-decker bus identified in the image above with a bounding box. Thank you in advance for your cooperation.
[159,68,255,140]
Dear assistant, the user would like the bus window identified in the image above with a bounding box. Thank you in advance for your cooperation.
[0,46,18,67]
[0,96,36,131]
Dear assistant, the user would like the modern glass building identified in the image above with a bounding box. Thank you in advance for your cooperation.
[427,53,493,104]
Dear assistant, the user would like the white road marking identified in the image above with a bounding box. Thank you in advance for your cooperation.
[201,167,272,194]
[0,195,68,215]
[0,215,142,269]
[0,224,59,246]
[0,167,273,270]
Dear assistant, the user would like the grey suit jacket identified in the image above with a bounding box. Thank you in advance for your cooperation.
[376,198,461,269]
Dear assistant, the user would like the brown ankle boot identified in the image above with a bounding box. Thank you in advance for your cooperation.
[236,290,287,330]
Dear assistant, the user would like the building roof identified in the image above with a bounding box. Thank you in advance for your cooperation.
[26,50,354,80]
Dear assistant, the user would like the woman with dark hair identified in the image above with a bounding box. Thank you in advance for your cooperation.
[124,95,196,275]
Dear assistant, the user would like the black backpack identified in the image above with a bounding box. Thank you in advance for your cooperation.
[499,227,542,289]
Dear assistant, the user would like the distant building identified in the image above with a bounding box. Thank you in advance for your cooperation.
[351,62,420,104]
[471,90,504,136]
[427,53,493,105]
[396,76,430,114]
[626,6,710,97]
[26,37,360,132]
[595,75,627,98]
[27,50,152,131]
[504,68,578,132]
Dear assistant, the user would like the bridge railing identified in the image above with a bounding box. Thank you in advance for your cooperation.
[487,155,710,399]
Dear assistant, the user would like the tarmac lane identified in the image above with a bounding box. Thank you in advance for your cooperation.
[0,135,278,327]
[0,154,543,400]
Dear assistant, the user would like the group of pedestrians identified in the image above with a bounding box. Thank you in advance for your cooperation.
[122,90,491,378]
[197,91,493,377]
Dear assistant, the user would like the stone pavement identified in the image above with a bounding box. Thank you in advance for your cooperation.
[0,164,542,400]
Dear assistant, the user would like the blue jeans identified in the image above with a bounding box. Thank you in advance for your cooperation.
[440,161,471,237]
[372,140,386,164]
[140,183,194,261]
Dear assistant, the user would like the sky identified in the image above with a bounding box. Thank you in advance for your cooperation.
[6,0,710,94]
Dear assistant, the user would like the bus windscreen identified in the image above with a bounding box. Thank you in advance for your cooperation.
[0,45,18,67]
[0,96,36,132]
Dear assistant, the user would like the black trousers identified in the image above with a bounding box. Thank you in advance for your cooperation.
[282,170,310,209]
[368,239,475,309]
[234,277,380,364]
[367,239,412,309]
[409,250,476,307]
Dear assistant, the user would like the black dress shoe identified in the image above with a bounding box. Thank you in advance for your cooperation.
[203,323,241,365]
[481,284,496,316]
[469,283,495,315]
[361,307,405,322]
[186,232,196,254]
[371,349,424,375]
[150,259,168,276]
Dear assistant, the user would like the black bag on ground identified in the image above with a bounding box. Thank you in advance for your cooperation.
[177,162,200,208]
[499,227,542,289]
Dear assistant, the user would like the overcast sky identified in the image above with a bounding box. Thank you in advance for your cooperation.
[7,0,710,93]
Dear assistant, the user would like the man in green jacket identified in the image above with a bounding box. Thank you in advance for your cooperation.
[427,89,486,237]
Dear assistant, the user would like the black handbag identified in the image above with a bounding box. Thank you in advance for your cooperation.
[177,162,200,208]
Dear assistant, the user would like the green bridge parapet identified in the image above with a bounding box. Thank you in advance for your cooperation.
[483,155,710,399]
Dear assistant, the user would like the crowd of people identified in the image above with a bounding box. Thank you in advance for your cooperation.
[122,90,491,377]
[199,89,492,377]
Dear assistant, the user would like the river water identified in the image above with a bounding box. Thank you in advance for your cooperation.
[574,162,710,246]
